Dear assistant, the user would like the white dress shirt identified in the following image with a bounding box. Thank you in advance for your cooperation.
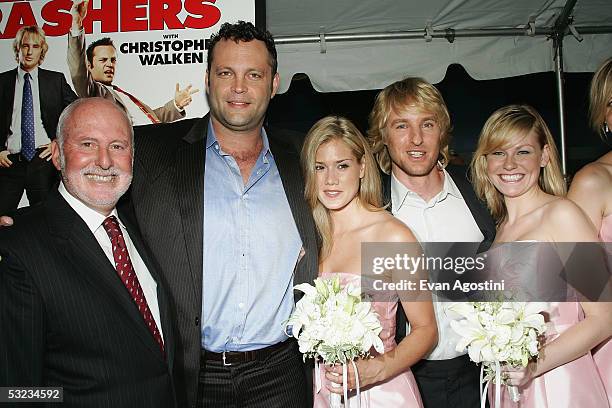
[7,66,51,152]
[59,182,164,340]
[391,168,483,360]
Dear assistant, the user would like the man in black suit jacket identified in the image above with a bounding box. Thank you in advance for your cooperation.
[130,22,318,408]
[368,77,495,408]
[0,98,176,407]
[0,25,77,214]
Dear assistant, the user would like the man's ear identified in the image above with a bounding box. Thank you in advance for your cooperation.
[204,70,210,94]
[51,140,61,171]
[271,72,280,98]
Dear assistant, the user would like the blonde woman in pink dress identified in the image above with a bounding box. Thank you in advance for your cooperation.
[470,104,612,407]
[301,116,437,407]
[568,56,612,405]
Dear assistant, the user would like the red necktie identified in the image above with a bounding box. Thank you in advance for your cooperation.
[112,84,160,124]
[102,216,165,355]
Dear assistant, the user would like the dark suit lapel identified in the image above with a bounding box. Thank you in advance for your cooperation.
[37,69,50,126]
[118,202,175,367]
[46,191,166,361]
[381,171,392,212]
[174,118,207,305]
[268,134,317,287]
[2,69,17,136]
[446,166,496,252]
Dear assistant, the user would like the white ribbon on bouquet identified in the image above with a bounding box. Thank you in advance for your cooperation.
[315,359,362,408]
[480,362,520,408]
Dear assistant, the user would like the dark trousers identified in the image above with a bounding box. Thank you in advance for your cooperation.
[0,151,58,214]
[197,341,310,408]
[412,354,483,408]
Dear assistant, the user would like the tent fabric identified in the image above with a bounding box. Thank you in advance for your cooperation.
[266,0,612,93]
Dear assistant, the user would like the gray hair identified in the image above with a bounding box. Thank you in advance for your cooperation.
[56,97,134,167]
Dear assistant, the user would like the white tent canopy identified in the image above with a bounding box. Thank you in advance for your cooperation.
[266,0,612,174]
[267,0,612,93]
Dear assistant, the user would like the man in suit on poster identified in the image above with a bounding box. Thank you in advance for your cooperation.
[0,25,77,215]
[0,97,176,407]
[129,21,318,408]
[368,77,496,408]
[67,0,198,125]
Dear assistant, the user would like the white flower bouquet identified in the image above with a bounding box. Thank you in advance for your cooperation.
[285,275,384,408]
[448,301,547,408]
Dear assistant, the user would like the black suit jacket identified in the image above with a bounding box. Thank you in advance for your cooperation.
[0,190,176,408]
[130,116,318,408]
[0,68,77,147]
[382,165,496,341]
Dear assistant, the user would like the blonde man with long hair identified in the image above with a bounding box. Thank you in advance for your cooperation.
[368,77,495,408]
[568,56,612,404]
[302,116,437,406]
[470,104,612,407]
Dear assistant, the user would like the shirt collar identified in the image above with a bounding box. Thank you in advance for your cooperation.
[205,120,271,163]
[18,66,38,82]
[58,182,121,234]
[391,166,463,209]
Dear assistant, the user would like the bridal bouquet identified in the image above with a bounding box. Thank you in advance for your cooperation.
[448,301,547,408]
[285,275,384,408]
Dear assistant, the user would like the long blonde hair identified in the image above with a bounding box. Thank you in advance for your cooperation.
[368,77,452,174]
[470,105,566,223]
[589,57,612,137]
[302,116,383,259]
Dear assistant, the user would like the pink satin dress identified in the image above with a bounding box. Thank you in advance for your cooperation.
[313,272,424,407]
[596,214,612,406]
[489,300,608,407]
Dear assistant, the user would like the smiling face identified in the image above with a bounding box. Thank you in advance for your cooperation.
[485,130,550,199]
[18,33,43,72]
[52,100,133,215]
[205,39,279,134]
[315,138,365,211]
[384,106,442,179]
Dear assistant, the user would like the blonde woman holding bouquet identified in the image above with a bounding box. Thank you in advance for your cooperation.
[470,104,612,407]
[301,116,437,406]
[568,56,612,405]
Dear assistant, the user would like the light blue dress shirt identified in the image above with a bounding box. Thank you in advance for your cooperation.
[202,122,303,352]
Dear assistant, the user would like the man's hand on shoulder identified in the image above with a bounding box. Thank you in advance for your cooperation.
[0,150,13,168]
[38,143,53,161]
[0,216,14,227]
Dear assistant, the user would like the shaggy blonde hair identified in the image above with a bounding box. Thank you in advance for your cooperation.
[13,26,48,65]
[368,77,452,174]
[589,57,612,137]
[302,116,383,260]
[470,105,566,223]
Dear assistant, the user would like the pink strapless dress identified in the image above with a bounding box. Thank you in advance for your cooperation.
[596,214,612,406]
[313,272,423,407]
[489,301,608,407]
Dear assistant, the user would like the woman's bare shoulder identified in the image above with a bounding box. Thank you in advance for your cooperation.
[368,212,418,243]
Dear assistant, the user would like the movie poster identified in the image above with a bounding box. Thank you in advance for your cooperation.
[0,0,256,124]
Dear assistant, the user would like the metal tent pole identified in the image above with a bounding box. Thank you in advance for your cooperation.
[553,34,568,178]
[552,0,578,179]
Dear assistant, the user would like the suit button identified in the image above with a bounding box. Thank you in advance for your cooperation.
[195,316,200,326]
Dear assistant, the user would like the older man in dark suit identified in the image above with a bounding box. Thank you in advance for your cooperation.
[0,97,176,407]
[0,25,77,215]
